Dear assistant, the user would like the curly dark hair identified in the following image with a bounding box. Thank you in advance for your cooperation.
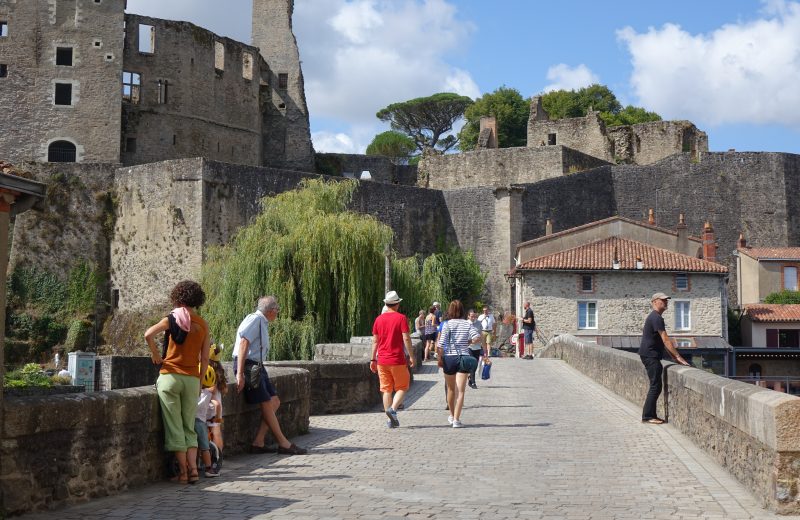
[169,280,206,308]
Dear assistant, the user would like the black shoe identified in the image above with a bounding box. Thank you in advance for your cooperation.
[469,382,478,389]
[277,443,307,455]
[248,444,277,454]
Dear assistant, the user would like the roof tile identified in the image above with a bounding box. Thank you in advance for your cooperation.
[517,236,727,273]
[738,247,800,260]
[743,304,800,323]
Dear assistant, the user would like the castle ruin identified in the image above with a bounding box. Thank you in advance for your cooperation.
[3,0,800,322]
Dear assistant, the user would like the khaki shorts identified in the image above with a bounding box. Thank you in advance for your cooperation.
[481,331,494,346]
[377,364,410,393]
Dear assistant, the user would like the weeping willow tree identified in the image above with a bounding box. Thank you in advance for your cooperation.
[201,179,393,360]
[393,248,485,319]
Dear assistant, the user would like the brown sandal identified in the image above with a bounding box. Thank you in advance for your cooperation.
[642,418,665,424]
[170,471,188,484]
[188,467,200,484]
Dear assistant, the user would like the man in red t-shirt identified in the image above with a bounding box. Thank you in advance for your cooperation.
[370,290,415,428]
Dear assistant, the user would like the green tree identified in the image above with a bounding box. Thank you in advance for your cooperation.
[365,131,417,163]
[376,92,473,153]
[764,290,800,304]
[540,84,661,127]
[458,86,530,151]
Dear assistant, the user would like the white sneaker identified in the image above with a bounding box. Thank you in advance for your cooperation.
[452,420,464,428]
[447,415,454,425]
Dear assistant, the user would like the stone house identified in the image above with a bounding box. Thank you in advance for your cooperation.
[510,215,729,358]
[734,242,800,305]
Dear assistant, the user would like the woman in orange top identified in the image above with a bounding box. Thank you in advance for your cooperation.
[145,280,211,484]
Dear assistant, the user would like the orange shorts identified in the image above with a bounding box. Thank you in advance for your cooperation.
[377,364,410,393]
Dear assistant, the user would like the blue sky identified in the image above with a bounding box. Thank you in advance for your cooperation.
[128,0,800,154]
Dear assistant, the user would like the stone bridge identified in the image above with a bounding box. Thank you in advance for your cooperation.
[16,339,800,520]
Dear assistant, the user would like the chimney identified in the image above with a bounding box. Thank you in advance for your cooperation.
[648,208,655,225]
[636,256,644,269]
[702,221,717,262]
[477,116,498,149]
[612,246,620,270]
[737,232,747,249]
[676,213,688,254]
[545,218,553,236]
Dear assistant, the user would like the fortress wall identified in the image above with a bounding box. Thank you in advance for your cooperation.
[314,153,415,184]
[630,120,708,164]
[120,15,265,167]
[419,146,609,190]
[782,153,800,248]
[527,113,612,162]
[0,0,125,164]
[113,159,453,310]
[9,162,117,280]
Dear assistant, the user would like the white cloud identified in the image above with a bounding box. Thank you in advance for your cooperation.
[618,0,800,127]
[296,0,479,129]
[311,131,360,154]
[542,64,600,92]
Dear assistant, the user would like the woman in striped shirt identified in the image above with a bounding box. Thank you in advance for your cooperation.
[437,300,481,428]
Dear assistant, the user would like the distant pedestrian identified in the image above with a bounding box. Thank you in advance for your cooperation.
[234,296,307,454]
[466,309,483,388]
[370,291,415,428]
[433,301,443,323]
[424,306,438,361]
[522,301,537,359]
[415,310,426,338]
[639,292,690,424]
[477,306,496,356]
[437,300,480,428]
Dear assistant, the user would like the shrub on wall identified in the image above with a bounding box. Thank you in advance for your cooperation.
[764,290,800,304]
[64,319,93,352]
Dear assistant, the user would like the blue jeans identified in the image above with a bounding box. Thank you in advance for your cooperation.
[524,328,534,346]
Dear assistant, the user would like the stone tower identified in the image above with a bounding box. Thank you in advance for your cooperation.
[251,0,314,171]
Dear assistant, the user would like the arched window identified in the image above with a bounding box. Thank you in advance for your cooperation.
[48,140,76,162]
[748,364,762,379]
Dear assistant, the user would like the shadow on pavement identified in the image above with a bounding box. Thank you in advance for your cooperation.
[404,422,552,429]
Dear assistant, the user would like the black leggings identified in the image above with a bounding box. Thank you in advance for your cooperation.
[468,349,482,382]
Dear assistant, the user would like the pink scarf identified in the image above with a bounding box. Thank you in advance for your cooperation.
[172,307,191,332]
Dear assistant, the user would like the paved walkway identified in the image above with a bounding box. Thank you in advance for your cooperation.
[22,358,798,519]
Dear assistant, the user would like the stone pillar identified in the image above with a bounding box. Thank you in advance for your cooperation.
[492,186,524,314]
[0,192,11,513]
[477,116,498,149]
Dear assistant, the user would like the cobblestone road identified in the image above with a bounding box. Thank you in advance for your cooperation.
[21,359,798,519]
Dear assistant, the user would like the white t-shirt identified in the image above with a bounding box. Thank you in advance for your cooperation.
[477,313,495,332]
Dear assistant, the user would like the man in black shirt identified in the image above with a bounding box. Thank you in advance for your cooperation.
[522,301,536,359]
[639,292,689,424]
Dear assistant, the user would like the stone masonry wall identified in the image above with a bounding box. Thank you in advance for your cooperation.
[541,335,800,514]
[522,271,723,338]
[527,112,613,162]
[113,158,454,310]
[121,15,265,167]
[9,162,116,282]
[0,0,124,164]
[315,153,418,185]
[251,0,314,171]
[1,367,310,516]
[419,145,609,190]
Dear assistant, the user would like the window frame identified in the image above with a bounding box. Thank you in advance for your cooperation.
[674,272,690,292]
[56,46,74,66]
[577,300,598,330]
[53,82,73,106]
[579,274,594,293]
[782,265,799,291]
[278,72,288,89]
[0,64,7,78]
[138,24,155,54]
[674,300,691,331]
[0,21,8,38]
[122,71,141,104]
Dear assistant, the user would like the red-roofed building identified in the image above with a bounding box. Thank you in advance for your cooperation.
[734,243,800,305]
[511,215,729,371]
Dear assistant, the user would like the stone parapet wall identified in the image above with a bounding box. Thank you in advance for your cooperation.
[95,356,159,391]
[315,335,425,373]
[314,153,418,185]
[266,360,380,415]
[418,145,609,190]
[1,367,310,516]
[541,335,800,514]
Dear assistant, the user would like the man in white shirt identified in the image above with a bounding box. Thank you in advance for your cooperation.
[476,306,496,355]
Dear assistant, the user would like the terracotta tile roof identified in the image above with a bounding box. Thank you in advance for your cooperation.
[515,215,702,249]
[743,304,800,323]
[516,236,727,273]
[738,247,800,260]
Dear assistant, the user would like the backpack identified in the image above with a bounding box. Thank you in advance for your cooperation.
[161,313,188,359]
